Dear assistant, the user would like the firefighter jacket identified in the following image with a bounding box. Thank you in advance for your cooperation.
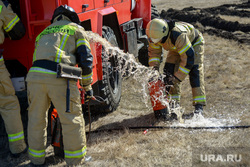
[26,15,93,91]
[0,1,25,43]
[0,0,25,66]
[148,21,204,82]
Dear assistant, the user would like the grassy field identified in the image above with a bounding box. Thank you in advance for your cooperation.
[86,0,250,166]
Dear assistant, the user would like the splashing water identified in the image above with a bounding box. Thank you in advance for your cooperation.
[170,112,241,128]
[86,31,165,107]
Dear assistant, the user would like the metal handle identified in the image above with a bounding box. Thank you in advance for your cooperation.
[66,79,70,113]
[82,4,89,8]
[82,4,89,12]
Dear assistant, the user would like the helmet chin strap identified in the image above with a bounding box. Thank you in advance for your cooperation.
[57,15,63,21]
[151,38,162,43]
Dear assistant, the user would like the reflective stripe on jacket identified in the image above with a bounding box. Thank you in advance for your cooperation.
[0,1,25,42]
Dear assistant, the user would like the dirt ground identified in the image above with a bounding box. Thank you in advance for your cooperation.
[1,0,250,166]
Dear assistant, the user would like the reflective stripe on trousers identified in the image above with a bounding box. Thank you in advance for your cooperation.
[8,131,24,142]
[65,146,87,158]
[29,148,46,158]
[170,94,180,101]
[193,96,206,103]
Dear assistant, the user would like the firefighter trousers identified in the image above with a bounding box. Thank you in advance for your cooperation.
[0,62,27,154]
[27,80,87,165]
[164,43,206,106]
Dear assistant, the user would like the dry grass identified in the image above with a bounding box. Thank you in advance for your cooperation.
[1,0,250,166]
[219,15,250,24]
[82,33,250,167]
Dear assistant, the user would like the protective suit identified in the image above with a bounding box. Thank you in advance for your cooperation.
[147,19,206,114]
[26,5,93,166]
[0,0,27,154]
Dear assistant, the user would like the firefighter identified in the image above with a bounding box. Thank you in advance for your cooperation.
[0,0,27,157]
[146,18,206,119]
[25,5,93,166]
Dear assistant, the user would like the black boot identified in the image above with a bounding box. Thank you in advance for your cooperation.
[154,108,173,121]
[194,104,203,114]
[154,108,167,120]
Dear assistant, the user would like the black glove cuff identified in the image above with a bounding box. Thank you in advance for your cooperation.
[153,66,159,71]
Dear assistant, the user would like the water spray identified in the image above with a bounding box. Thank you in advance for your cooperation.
[86,31,176,121]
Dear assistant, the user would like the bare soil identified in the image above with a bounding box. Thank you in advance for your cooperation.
[1,0,250,166]
[160,1,250,44]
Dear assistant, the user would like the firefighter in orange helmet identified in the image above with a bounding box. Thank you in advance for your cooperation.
[146,18,206,119]
[26,5,93,166]
[0,0,27,157]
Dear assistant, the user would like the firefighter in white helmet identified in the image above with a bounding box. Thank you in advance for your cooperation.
[146,18,206,118]
[0,0,27,157]
[26,5,93,166]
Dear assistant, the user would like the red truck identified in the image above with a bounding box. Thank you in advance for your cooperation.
[0,0,156,157]
[2,0,153,111]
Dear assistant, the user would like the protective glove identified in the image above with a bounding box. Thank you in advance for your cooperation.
[85,89,93,102]
[153,66,159,71]
[164,72,181,86]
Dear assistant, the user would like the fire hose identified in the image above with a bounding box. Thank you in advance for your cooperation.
[86,124,250,136]
[86,95,105,141]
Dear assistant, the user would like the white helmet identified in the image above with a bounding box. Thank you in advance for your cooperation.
[146,18,169,43]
